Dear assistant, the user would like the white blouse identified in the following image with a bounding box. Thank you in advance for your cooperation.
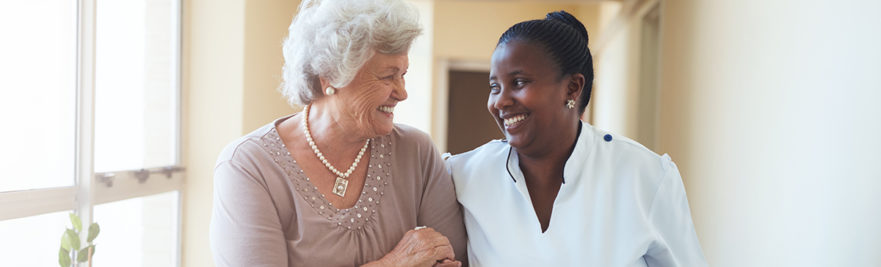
[445,122,707,267]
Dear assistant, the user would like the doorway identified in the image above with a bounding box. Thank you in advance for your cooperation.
[445,70,504,155]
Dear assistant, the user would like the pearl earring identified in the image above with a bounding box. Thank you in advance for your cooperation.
[325,87,336,95]
[566,99,576,109]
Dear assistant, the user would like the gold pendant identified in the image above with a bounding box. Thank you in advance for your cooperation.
[332,177,348,197]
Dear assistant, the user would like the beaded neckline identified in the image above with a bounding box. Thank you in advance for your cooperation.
[261,122,393,231]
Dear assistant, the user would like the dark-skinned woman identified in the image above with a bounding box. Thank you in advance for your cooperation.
[445,11,706,266]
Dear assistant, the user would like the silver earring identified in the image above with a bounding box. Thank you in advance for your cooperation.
[325,87,336,95]
[566,99,576,109]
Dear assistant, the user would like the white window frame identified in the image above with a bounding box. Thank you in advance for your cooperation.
[0,0,184,265]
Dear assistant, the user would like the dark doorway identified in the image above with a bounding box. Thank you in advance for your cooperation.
[446,70,504,154]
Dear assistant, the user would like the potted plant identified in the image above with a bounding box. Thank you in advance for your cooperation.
[59,213,100,267]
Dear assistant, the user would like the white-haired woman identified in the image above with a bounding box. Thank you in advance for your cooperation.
[209,0,467,266]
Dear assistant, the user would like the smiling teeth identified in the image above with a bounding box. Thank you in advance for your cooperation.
[378,106,394,113]
[504,114,527,126]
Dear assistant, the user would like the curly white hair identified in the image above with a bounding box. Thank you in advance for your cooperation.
[281,0,422,106]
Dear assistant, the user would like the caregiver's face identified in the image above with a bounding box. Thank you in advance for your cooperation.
[488,40,571,151]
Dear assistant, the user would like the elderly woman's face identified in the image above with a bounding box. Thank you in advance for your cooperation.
[488,40,571,151]
[337,52,409,137]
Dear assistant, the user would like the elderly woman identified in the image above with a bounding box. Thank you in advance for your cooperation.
[209,0,466,266]
[445,11,705,266]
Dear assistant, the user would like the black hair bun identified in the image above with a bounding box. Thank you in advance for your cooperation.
[546,10,588,45]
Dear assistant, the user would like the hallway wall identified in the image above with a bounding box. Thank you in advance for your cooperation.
[657,1,881,266]
[181,0,245,266]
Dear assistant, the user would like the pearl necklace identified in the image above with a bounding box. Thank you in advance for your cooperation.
[302,104,370,197]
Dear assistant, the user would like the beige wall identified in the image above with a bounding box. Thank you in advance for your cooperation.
[243,0,301,133]
[658,0,881,266]
[591,1,666,148]
[182,1,298,266]
[433,1,582,62]
[181,0,244,266]
[592,7,642,141]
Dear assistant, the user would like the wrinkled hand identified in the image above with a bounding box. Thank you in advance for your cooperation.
[373,227,459,267]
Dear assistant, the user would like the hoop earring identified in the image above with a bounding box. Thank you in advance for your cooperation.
[566,99,576,109]
[325,87,336,95]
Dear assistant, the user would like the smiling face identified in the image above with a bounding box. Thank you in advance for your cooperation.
[488,40,580,154]
[333,51,409,137]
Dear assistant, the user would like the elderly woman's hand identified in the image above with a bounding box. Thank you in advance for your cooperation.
[363,227,460,267]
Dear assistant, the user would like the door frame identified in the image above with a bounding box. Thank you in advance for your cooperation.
[432,59,491,152]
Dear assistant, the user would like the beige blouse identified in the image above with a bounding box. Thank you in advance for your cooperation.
[210,115,467,266]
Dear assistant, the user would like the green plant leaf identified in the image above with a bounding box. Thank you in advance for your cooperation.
[91,244,97,257]
[66,229,81,251]
[61,230,72,251]
[59,247,71,267]
[69,213,82,232]
[87,223,100,243]
[77,245,93,263]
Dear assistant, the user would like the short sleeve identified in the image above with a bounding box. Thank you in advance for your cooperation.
[644,157,708,267]
[417,142,469,265]
[210,160,288,267]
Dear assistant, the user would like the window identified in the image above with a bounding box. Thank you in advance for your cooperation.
[0,211,75,266]
[0,0,77,193]
[93,192,179,266]
[0,0,183,266]
[95,0,180,173]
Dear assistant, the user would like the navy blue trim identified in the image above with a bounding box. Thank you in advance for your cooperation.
[506,146,516,183]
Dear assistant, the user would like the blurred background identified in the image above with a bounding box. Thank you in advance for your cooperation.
[1,0,879,266]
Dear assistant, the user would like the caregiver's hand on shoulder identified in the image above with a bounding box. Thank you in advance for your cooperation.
[363,227,458,267]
